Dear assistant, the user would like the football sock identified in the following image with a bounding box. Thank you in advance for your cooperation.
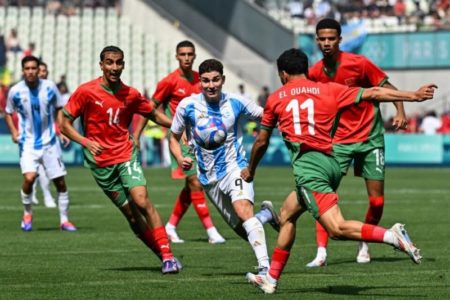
[57,191,69,224]
[383,230,396,246]
[255,208,272,225]
[361,224,387,243]
[365,196,384,225]
[316,221,329,248]
[191,191,214,229]
[268,247,290,281]
[151,226,174,261]
[243,217,269,269]
[139,228,162,260]
[21,190,32,214]
[31,180,38,202]
[167,188,191,227]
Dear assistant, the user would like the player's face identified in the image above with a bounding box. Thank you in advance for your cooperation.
[38,65,48,79]
[100,51,124,84]
[316,29,341,58]
[176,47,196,71]
[200,71,225,102]
[22,61,39,85]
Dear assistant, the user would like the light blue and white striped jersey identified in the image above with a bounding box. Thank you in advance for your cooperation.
[5,79,63,151]
[172,92,263,185]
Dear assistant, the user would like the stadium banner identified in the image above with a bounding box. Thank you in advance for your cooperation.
[1,134,450,167]
[299,31,450,69]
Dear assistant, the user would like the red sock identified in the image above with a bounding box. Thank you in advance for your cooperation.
[139,228,162,260]
[361,224,386,243]
[316,221,329,248]
[168,188,191,226]
[191,191,214,229]
[365,196,384,225]
[268,248,290,280]
[151,226,174,261]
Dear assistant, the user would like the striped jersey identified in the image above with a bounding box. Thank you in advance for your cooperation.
[171,92,262,185]
[5,79,62,151]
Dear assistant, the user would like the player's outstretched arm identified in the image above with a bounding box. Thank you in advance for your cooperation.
[147,110,172,129]
[362,83,437,102]
[241,128,272,182]
[169,131,192,170]
[383,81,407,130]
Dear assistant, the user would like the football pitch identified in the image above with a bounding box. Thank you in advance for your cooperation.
[0,166,449,299]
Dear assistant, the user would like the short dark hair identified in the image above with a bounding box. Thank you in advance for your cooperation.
[38,61,47,68]
[100,46,124,61]
[199,59,223,75]
[277,48,308,75]
[176,40,195,52]
[21,55,40,68]
[316,18,341,36]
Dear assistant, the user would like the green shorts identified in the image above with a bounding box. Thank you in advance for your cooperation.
[89,147,146,207]
[292,151,342,219]
[333,141,385,180]
[170,142,197,179]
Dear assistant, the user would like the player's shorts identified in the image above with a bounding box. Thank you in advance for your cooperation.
[203,168,254,230]
[333,141,385,180]
[20,142,67,179]
[170,142,197,179]
[292,151,342,219]
[89,146,146,207]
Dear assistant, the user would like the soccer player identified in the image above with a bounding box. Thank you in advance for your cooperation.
[29,61,58,208]
[243,48,434,294]
[169,59,280,274]
[133,40,225,244]
[305,18,408,266]
[4,55,77,232]
[60,46,181,274]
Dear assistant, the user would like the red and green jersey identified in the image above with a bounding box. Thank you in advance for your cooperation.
[261,77,363,155]
[308,51,387,144]
[152,68,201,116]
[64,78,154,167]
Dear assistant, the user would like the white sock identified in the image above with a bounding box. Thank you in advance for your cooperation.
[21,189,32,214]
[166,223,176,230]
[267,273,278,284]
[242,217,269,269]
[38,166,53,201]
[58,191,69,224]
[383,230,396,246]
[317,246,327,257]
[207,226,220,238]
[32,181,38,201]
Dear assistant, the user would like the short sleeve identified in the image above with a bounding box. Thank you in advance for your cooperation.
[329,82,364,110]
[236,95,263,120]
[260,94,278,129]
[362,57,388,87]
[134,92,154,116]
[51,82,63,108]
[64,86,86,119]
[5,87,17,114]
[170,101,187,135]
[152,77,173,104]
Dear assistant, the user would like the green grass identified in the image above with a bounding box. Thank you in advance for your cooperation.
[0,166,449,299]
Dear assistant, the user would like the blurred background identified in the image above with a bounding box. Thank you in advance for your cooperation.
[0,0,449,167]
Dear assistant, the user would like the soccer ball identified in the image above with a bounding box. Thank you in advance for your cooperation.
[193,116,227,150]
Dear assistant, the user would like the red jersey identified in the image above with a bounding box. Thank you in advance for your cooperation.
[152,68,201,116]
[309,51,387,144]
[64,78,154,167]
[261,78,362,154]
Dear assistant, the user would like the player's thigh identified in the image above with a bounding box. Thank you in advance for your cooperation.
[293,151,341,219]
[117,149,147,191]
[354,146,385,180]
[90,165,129,207]
[332,143,355,175]
[42,143,67,179]
[20,148,41,174]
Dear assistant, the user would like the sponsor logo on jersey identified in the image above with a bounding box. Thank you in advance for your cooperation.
[94,100,104,107]
[177,88,186,95]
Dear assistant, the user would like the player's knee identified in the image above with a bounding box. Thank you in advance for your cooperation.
[186,175,202,191]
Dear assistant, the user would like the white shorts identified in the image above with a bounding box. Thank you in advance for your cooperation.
[204,169,254,229]
[20,143,67,179]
